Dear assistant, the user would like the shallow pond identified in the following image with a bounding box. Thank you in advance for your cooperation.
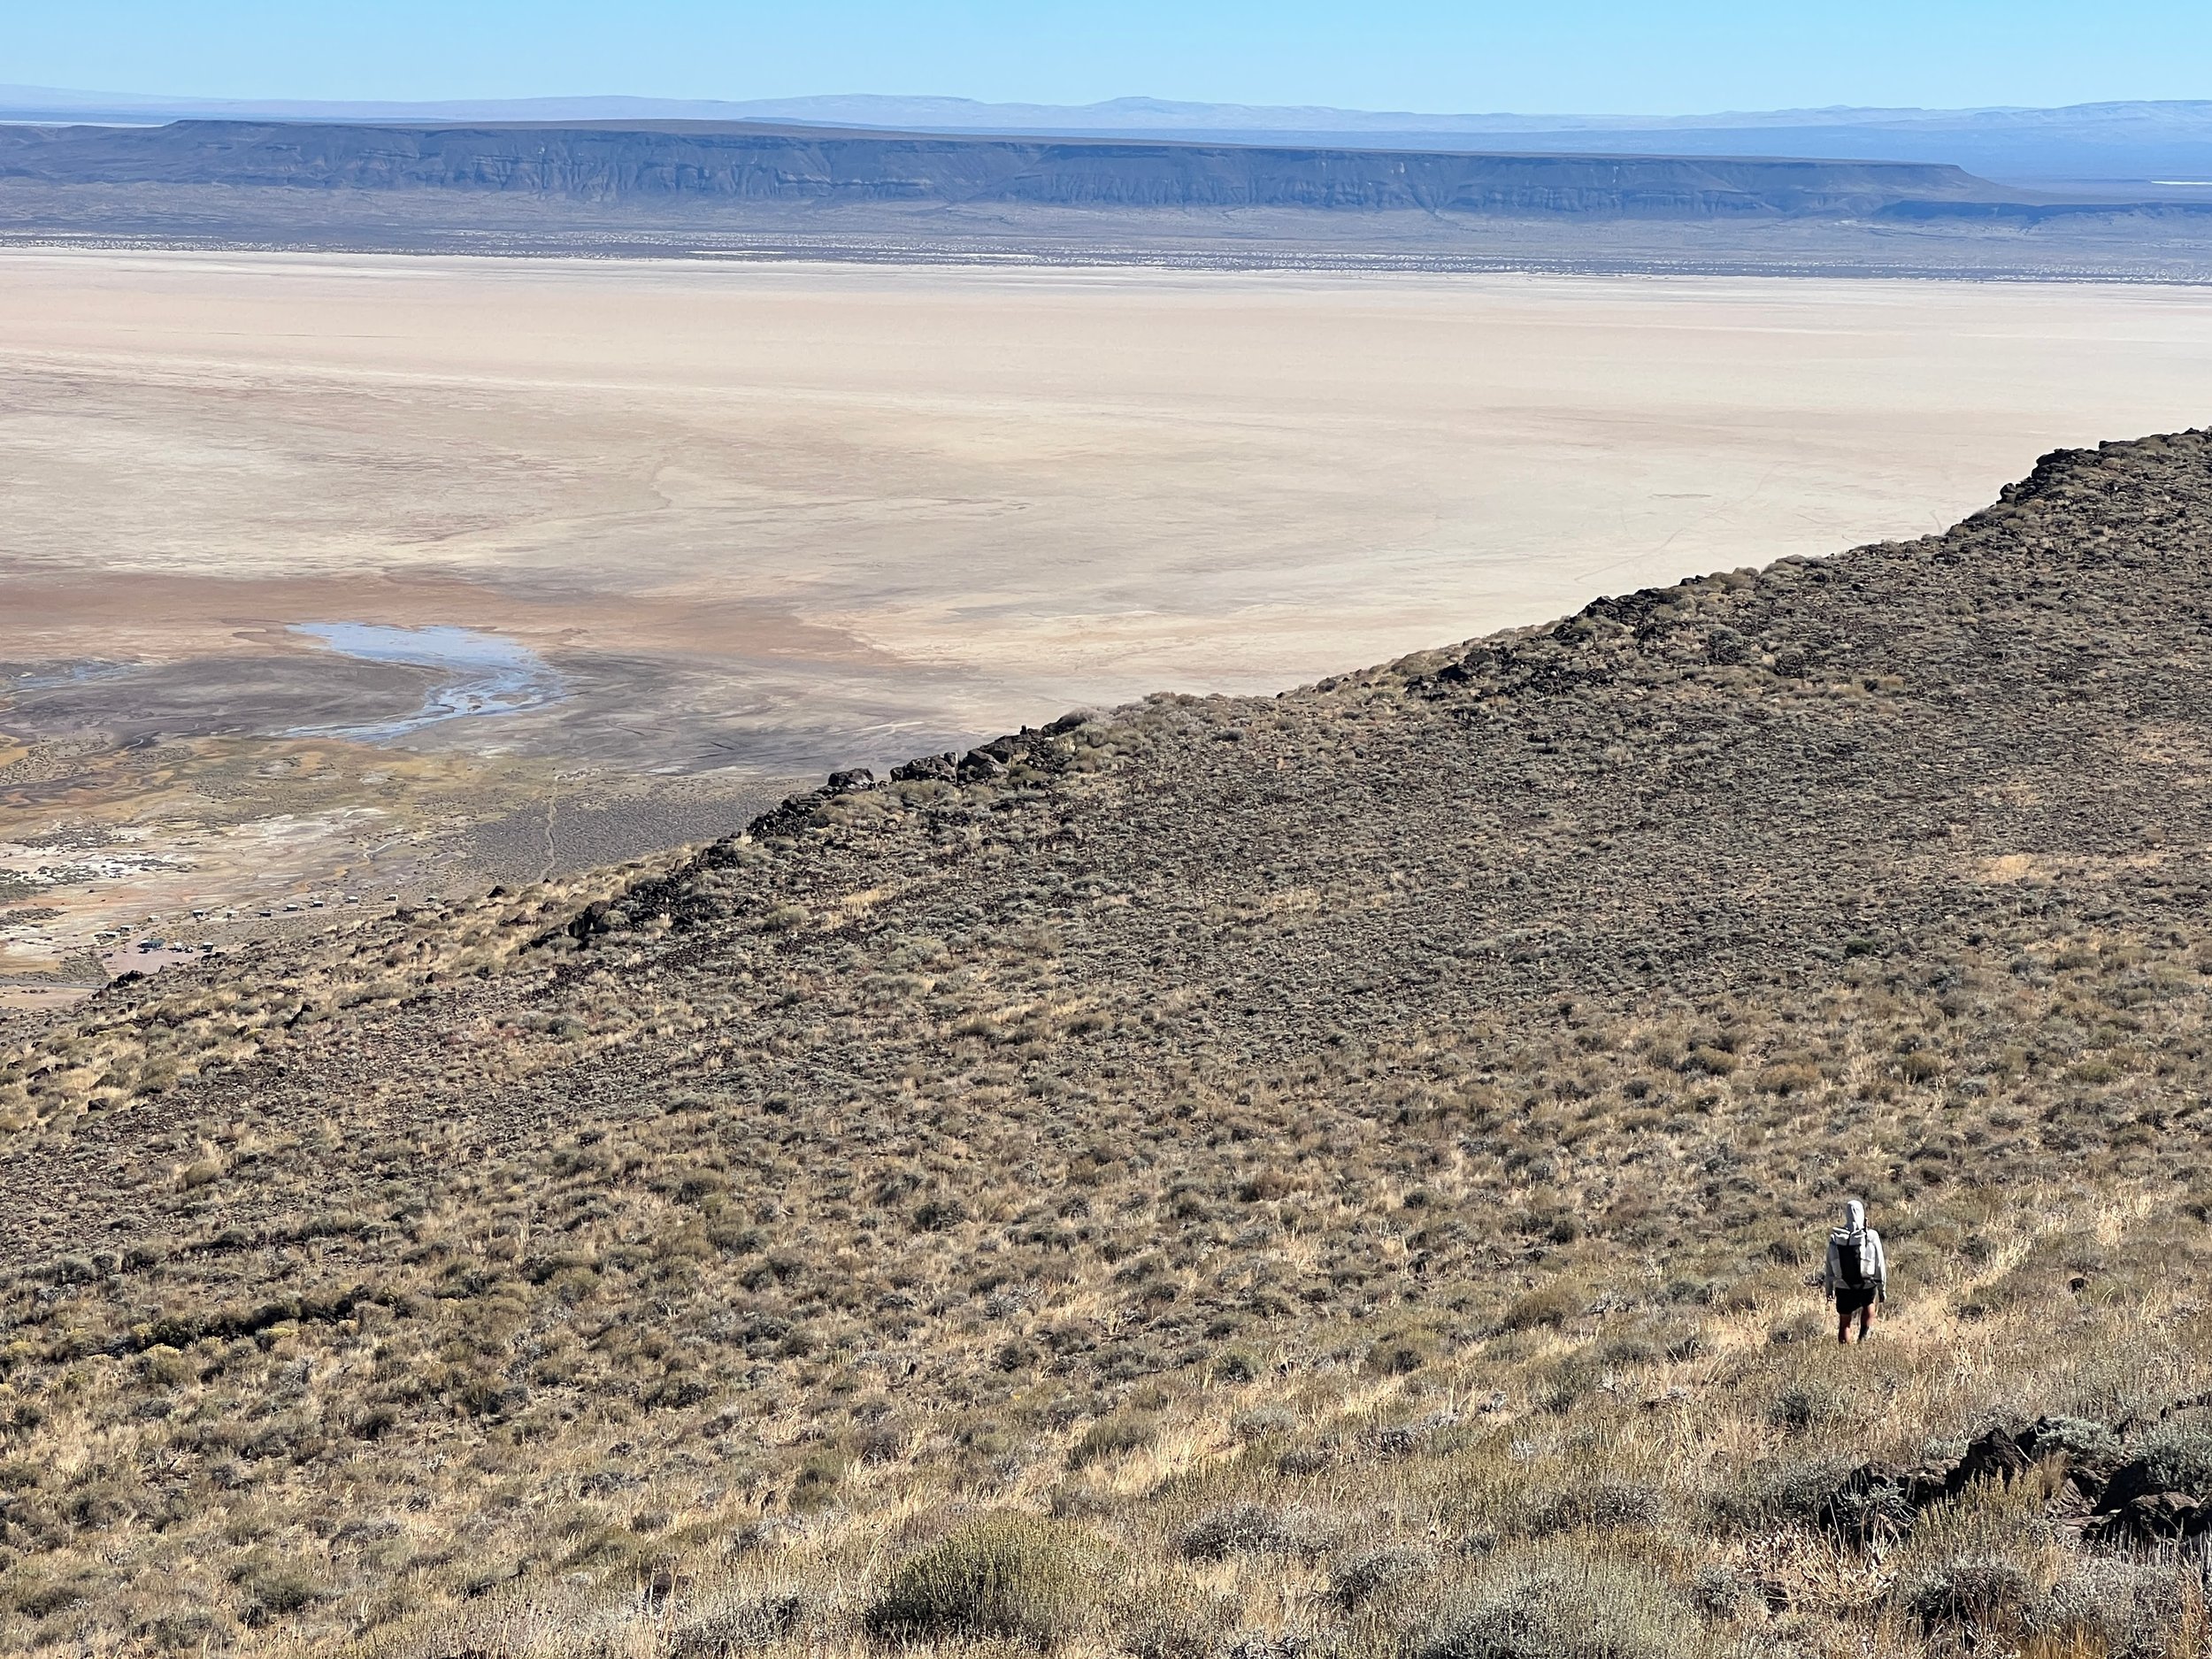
[288,623,565,740]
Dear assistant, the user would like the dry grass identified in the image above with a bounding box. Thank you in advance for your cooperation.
[7,433,2212,1655]
[4,925,2212,1656]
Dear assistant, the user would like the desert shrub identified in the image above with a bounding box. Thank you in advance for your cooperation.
[668,1593,806,1658]
[1524,1479,1664,1536]
[1180,1502,1286,1562]
[1687,1565,1758,1618]
[1411,1553,1716,1659]
[1330,1543,1433,1609]
[1499,1282,1583,1333]
[1367,1331,1438,1375]
[1764,1380,1846,1434]
[1231,1405,1298,1442]
[1118,1575,1224,1659]
[1068,1412,1157,1471]
[864,1514,1099,1648]
[2047,1559,2199,1659]
[2029,1414,2123,1469]
[2135,1417,2212,1499]
[1893,1557,2047,1646]
[1709,1456,1855,1531]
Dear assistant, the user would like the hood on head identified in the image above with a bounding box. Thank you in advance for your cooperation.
[1843,1200,1866,1233]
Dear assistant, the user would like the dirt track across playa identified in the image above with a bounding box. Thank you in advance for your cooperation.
[4,249,2212,978]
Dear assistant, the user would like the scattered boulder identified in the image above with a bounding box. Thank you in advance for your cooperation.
[1948,1424,2035,1494]
[2087,1490,2204,1545]
[890,753,957,782]
[2085,1416,2212,1544]
[1807,1413,2212,1548]
[1814,1419,2095,1540]
[826,767,877,792]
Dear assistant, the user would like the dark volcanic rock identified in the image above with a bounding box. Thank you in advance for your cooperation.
[890,753,957,783]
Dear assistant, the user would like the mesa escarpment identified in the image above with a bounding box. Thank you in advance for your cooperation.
[4,433,2212,1654]
[0,122,2008,218]
[15,119,2212,279]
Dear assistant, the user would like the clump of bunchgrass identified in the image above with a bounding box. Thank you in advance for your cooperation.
[1410,1549,1719,1659]
[863,1514,1102,1648]
[1068,1412,1158,1471]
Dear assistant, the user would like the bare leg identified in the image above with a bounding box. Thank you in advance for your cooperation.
[1856,1303,1876,1342]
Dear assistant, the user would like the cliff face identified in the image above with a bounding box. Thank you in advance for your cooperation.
[0,120,2014,217]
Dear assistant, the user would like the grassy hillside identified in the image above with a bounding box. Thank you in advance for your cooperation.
[4,431,2212,1656]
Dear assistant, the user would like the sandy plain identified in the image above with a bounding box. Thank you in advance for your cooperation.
[5,248,2212,986]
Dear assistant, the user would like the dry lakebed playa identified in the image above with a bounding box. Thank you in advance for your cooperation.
[5,249,2212,994]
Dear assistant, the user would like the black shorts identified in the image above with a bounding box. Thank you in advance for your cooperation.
[1836,1286,1878,1317]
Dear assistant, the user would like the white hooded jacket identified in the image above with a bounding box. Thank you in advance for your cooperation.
[1824,1200,1887,1295]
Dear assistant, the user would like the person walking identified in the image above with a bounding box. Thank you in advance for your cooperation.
[1824,1199,1887,1344]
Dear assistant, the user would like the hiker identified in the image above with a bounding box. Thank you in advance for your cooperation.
[1824,1199,1887,1344]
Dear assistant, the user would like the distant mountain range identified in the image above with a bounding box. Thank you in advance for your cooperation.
[6,87,2212,188]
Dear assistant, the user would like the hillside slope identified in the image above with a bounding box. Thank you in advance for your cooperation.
[4,433,2212,1654]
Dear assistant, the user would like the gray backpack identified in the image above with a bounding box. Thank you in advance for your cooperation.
[1832,1228,1876,1288]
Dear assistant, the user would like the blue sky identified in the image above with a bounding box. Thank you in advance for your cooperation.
[4,1,2209,113]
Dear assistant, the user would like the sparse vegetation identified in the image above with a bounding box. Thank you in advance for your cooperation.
[2,434,2212,1654]
[864,1515,1100,1647]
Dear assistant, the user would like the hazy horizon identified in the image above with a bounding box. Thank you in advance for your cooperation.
[12,81,2211,190]
[7,0,2210,117]
[10,81,2212,126]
